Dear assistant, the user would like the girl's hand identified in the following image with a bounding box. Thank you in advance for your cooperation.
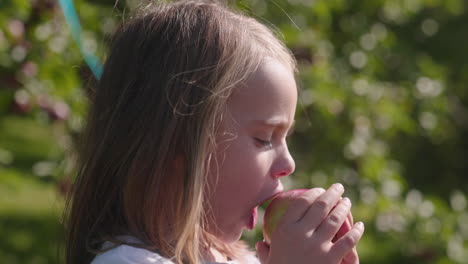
[334,211,359,264]
[256,184,364,264]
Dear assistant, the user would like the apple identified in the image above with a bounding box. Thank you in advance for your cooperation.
[263,189,307,244]
[262,189,351,245]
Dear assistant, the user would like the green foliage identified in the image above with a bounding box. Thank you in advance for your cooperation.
[1,0,467,263]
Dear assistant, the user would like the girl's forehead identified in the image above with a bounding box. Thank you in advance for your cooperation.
[236,60,295,93]
[227,59,297,122]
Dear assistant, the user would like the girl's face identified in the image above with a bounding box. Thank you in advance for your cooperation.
[207,59,297,243]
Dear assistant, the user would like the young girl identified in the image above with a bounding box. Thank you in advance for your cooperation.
[64,1,364,263]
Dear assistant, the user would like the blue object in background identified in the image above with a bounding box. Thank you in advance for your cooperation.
[58,0,103,80]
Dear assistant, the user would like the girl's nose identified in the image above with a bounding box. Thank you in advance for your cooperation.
[272,148,295,179]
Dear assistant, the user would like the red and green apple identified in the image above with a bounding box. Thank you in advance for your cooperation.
[262,189,351,245]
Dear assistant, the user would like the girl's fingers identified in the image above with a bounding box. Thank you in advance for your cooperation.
[280,188,326,224]
[332,222,365,262]
[348,211,354,226]
[255,241,270,264]
[342,247,359,264]
[314,197,351,241]
[332,203,354,243]
[299,183,344,229]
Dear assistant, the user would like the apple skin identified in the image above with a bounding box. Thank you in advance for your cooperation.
[263,189,308,245]
[262,189,351,245]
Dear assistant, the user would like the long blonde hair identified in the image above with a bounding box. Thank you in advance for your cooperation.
[64,1,296,263]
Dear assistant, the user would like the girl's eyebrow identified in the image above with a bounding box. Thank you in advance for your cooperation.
[251,119,296,135]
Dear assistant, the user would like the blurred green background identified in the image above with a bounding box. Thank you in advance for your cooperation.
[1,0,467,263]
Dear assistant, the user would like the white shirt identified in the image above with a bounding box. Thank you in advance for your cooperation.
[91,236,260,264]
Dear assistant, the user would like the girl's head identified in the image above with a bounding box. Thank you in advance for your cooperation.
[65,1,297,263]
[208,57,297,244]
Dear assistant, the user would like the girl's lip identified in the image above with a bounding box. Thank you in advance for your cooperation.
[247,207,258,230]
[258,189,284,207]
[246,187,284,230]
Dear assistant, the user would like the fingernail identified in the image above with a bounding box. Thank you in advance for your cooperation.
[334,183,344,191]
[343,197,351,205]
[356,221,364,229]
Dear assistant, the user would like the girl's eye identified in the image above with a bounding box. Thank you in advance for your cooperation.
[254,138,273,148]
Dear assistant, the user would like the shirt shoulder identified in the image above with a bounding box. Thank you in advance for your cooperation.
[205,254,260,264]
[90,236,261,264]
[91,243,175,264]
[243,254,261,264]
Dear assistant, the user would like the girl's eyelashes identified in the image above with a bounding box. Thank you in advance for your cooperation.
[254,138,273,148]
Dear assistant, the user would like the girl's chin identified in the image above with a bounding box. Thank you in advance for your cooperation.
[207,213,253,243]
[215,232,243,244]
[208,225,244,244]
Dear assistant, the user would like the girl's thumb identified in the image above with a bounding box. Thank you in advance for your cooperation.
[255,241,270,264]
